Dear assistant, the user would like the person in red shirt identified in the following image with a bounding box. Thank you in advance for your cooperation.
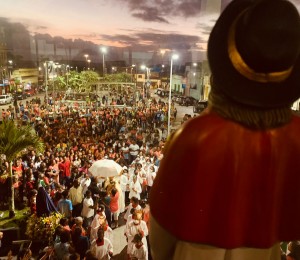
[110,188,119,228]
[58,157,67,187]
[64,156,71,179]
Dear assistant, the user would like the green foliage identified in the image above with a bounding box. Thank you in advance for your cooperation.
[26,212,63,245]
[0,120,45,215]
[103,72,131,82]
[56,70,100,93]
[54,71,132,93]
[0,208,29,229]
[0,120,45,161]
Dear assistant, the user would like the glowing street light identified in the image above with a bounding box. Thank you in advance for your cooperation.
[141,65,151,99]
[168,53,179,137]
[101,47,107,76]
[84,54,89,70]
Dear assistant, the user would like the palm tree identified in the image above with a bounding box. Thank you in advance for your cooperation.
[0,120,44,218]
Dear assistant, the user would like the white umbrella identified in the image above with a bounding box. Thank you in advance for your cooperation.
[89,159,123,178]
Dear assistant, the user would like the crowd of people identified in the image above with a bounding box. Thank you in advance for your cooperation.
[0,92,173,259]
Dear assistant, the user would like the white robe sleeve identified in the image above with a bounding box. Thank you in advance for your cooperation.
[150,214,282,260]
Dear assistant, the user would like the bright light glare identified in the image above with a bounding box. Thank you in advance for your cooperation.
[172,54,179,60]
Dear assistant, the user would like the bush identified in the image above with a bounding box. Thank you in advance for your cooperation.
[25,212,63,246]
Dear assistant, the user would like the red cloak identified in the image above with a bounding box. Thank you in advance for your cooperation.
[150,111,300,249]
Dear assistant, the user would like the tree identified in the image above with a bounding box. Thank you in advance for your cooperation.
[0,120,45,218]
[103,72,131,82]
[56,70,100,93]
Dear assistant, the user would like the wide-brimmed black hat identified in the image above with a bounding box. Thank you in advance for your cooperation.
[208,0,300,108]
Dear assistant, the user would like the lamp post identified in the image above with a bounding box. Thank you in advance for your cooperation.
[87,59,91,70]
[141,65,151,99]
[8,60,13,79]
[101,47,107,76]
[84,54,89,70]
[167,54,179,137]
[131,64,135,82]
[66,65,70,88]
[44,61,51,106]
[141,65,146,99]
[44,62,48,105]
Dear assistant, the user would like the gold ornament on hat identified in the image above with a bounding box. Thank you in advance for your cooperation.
[228,10,294,83]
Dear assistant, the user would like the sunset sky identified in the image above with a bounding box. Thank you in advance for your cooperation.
[0,0,300,52]
[0,0,226,51]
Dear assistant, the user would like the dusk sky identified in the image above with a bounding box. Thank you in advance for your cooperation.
[0,0,226,51]
[1,0,300,52]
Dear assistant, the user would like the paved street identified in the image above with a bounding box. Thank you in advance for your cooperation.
[0,90,195,123]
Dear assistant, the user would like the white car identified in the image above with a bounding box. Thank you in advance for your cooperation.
[0,94,13,105]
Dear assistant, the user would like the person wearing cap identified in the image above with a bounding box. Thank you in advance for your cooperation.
[150,0,300,259]
[71,216,86,237]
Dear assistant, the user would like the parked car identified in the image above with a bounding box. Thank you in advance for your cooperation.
[0,94,13,105]
[193,100,208,114]
[155,88,170,97]
[179,96,198,106]
[171,94,180,102]
[155,88,164,96]
[175,95,185,104]
[24,89,35,97]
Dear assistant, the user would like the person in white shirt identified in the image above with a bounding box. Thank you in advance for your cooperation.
[121,143,130,165]
[80,175,91,195]
[124,197,141,222]
[126,211,148,258]
[129,140,140,163]
[72,156,81,168]
[120,168,129,207]
[90,205,107,240]
[146,165,156,200]
[129,175,142,200]
[81,190,94,230]
[131,233,148,260]
[90,228,113,260]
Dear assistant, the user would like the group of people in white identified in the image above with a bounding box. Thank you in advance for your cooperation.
[77,154,158,259]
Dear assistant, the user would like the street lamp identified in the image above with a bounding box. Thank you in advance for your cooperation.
[87,59,91,70]
[141,65,146,99]
[101,47,107,76]
[131,64,136,82]
[84,54,89,70]
[141,65,151,99]
[8,60,13,79]
[44,60,53,106]
[66,65,70,88]
[167,54,179,137]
